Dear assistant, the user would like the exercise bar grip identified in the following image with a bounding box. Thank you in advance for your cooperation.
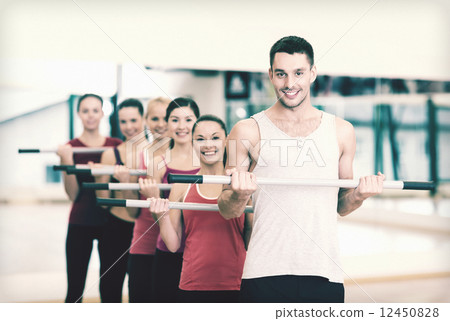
[53,165,74,171]
[168,173,203,184]
[97,198,127,207]
[18,149,40,153]
[83,183,109,190]
[403,181,435,190]
[66,168,91,175]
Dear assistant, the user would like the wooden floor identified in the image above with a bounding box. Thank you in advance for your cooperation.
[345,275,450,303]
[30,276,450,303]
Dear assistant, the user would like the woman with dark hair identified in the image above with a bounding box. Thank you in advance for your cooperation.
[57,94,122,303]
[95,98,147,302]
[146,115,252,303]
[138,97,200,302]
[126,97,171,303]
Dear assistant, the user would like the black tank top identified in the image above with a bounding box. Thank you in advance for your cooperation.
[114,147,124,165]
[111,147,124,183]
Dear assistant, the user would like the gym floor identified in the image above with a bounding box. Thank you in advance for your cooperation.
[1,198,449,303]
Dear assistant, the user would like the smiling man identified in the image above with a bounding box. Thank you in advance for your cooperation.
[218,36,385,303]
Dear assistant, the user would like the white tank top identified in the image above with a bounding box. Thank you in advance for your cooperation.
[243,110,343,283]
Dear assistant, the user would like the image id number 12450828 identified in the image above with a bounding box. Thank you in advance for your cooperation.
[379,307,439,318]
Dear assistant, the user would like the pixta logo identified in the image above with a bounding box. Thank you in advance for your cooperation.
[225,138,326,168]
[125,130,172,175]
[125,129,150,169]
[143,136,172,176]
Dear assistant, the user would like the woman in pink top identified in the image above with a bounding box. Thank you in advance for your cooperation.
[126,97,171,303]
[139,97,200,302]
[146,115,253,303]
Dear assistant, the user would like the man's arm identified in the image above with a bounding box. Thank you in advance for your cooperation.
[336,118,384,216]
[218,119,259,220]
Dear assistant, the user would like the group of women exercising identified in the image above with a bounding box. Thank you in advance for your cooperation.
[57,94,252,303]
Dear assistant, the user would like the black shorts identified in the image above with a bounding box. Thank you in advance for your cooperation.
[128,254,155,303]
[178,289,240,303]
[152,249,183,303]
[240,275,344,303]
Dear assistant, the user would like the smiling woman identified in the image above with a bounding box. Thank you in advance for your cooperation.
[55,94,123,303]
[137,97,201,302]
[126,97,172,303]
[165,97,200,149]
[93,98,146,302]
[192,114,227,165]
[145,97,172,142]
[119,104,144,139]
[146,114,251,303]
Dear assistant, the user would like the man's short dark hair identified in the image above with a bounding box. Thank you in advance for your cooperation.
[270,36,314,68]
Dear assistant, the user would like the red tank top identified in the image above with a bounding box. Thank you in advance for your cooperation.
[156,157,200,252]
[129,152,160,255]
[179,184,246,291]
[68,137,123,226]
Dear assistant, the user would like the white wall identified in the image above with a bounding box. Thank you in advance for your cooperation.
[0,0,448,201]
[162,70,226,120]
[120,64,226,120]
[0,104,69,200]
[0,60,117,124]
[1,0,449,82]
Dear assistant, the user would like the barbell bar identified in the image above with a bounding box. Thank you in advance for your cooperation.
[19,147,112,154]
[96,198,253,213]
[83,182,171,191]
[66,168,147,176]
[167,174,435,190]
[53,164,114,171]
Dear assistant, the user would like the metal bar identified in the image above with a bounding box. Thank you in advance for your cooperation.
[96,198,253,213]
[67,167,147,176]
[53,164,115,171]
[19,147,112,154]
[168,174,435,190]
[83,182,171,191]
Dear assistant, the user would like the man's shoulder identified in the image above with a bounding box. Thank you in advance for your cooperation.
[230,118,259,136]
[334,115,355,143]
[335,115,354,131]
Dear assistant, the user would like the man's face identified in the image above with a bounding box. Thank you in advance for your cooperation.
[269,52,316,109]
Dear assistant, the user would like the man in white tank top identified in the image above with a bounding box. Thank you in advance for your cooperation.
[218,36,385,303]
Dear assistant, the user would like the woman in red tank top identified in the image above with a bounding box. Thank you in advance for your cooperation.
[146,115,253,303]
[56,94,122,303]
[138,97,200,303]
